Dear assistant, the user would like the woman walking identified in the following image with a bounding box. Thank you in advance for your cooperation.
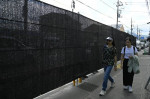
[121,37,138,92]
[99,37,117,96]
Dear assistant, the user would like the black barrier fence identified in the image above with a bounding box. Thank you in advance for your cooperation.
[0,0,136,99]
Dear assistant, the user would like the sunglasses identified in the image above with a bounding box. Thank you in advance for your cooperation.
[107,40,112,42]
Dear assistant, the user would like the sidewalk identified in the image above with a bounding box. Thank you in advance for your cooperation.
[35,50,150,99]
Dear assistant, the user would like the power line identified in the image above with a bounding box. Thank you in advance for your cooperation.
[98,0,119,22]
[51,0,132,31]
[124,2,146,5]
[124,11,150,13]
[98,0,119,18]
[125,2,146,3]
[138,23,148,26]
[75,0,116,21]
[124,1,150,17]
[125,4,147,5]
[99,0,116,11]
[53,0,71,9]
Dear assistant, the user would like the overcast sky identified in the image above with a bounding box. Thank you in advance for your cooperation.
[40,0,150,36]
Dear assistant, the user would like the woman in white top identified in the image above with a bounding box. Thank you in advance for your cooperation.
[121,37,138,93]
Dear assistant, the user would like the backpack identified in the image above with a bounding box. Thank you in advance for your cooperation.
[124,46,136,55]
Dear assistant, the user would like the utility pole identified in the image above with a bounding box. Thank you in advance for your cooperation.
[147,22,150,55]
[137,25,138,39]
[139,29,141,40]
[131,18,133,35]
[116,0,119,29]
[147,22,150,36]
[116,0,123,29]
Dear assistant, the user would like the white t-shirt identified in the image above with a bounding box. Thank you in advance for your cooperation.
[121,46,138,59]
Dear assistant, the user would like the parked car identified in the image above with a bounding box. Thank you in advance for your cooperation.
[136,40,141,51]
[140,42,145,49]
[145,41,149,48]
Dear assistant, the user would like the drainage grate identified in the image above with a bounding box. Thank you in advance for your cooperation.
[77,82,98,92]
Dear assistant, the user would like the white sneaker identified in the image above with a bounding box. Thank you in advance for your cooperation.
[128,86,133,93]
[99,90,106,96]
[123,86,128,90]
[111,82,115,88]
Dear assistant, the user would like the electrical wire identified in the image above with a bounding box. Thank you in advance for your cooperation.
[125,2,146,3]
[124,11,150,13]
[52,0,76,11]
[75,0,116,21]
[99,0,116,11]
[53,0,132,30]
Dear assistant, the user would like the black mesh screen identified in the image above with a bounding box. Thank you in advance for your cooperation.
[0,0,136,99]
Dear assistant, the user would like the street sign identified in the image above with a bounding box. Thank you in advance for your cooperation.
[141,37,144,39]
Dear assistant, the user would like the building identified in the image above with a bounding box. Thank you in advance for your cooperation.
[111,24,125,32]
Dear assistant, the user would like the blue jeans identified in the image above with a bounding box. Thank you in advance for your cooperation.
[102,66,114,91]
